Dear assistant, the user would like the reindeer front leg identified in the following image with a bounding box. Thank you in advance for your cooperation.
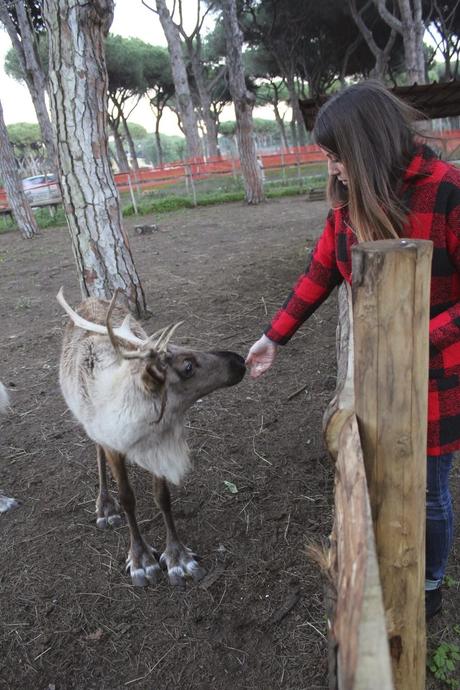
[152,475,206,589]
[104,448,161,587]
[95,444,123,529]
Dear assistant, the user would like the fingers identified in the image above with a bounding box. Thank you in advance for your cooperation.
[249,362,269,378]
[245,352,256,367]
[245,353,275,378]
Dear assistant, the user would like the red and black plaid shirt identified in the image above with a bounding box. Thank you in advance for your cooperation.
[266,146,460,455]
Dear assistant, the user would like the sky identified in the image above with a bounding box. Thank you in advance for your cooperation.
[0,0,274,135]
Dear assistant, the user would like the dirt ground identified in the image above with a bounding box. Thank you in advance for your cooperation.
[0,196,458,690]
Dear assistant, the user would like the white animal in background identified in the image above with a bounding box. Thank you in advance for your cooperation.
[58,288,246,588]
[0,381,9,414]
[0,382,19,514]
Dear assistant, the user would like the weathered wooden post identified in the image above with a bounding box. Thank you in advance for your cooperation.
[323,283,394,690]
[352,239,433,690]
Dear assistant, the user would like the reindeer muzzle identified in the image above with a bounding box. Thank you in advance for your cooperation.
[212,351,246,386]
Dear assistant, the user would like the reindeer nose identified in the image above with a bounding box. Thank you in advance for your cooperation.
[212,351,246,383]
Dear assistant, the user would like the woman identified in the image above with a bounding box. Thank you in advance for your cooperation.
[246,80,460,620]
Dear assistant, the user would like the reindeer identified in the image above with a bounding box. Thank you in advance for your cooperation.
[0,382,8,415]
[57,289,246,588]
[0,382,19,513]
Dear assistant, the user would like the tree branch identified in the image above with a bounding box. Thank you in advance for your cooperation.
[349,0,382,59]
[374,0,402,34]
[0,3,25,72]
[142,0,158,15]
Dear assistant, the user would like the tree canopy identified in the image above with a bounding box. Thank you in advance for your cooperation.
[3,0,460,159]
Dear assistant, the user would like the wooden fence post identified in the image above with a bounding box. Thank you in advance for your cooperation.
[323,283,394,690]
[352,238,433,690]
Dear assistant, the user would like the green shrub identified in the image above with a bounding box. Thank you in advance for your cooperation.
[428,642,460,688]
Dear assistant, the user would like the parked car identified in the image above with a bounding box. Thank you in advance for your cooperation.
[21,174,61,206]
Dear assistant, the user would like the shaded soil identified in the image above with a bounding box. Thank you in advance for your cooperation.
[0,196,458,689]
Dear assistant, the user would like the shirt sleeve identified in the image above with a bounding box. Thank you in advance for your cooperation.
[265,211,343,344]
[429,182,460,366]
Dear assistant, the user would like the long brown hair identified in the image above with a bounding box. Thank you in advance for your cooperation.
[313,80,421,242]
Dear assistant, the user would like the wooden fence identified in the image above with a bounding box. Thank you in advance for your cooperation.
[2,128,459,212]
[322,239,433,690]
[0,144,327,212]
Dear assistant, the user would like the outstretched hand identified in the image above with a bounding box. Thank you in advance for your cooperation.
[245,334,278,379]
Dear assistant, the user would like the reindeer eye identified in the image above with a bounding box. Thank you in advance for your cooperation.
[183,359,194,377]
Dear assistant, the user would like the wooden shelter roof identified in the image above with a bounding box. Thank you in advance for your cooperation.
[299,81,460,130]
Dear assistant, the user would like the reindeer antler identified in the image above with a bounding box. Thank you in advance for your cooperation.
[57,288,183,362]
[57,288,145,348]
[148,321,184,353]
[105,290,154,360]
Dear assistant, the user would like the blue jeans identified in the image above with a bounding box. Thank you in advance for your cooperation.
[426,453,454,591]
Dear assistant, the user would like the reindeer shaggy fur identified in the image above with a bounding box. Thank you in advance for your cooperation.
[58,289,246,587]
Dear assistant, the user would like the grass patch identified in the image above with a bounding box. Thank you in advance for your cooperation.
[123,196,194,216]
[0,205,67,234]
[195,190,246,205]
[266,185,313,199]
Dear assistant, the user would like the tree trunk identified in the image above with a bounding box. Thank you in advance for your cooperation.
[155,106,166,167]
[0,1,57,173]
[221,0,264,205]
[43,0,147,317]
[109,119,131,172]
[188,40,219,159]
[0,98,39,239]
[155,0,201,160]
[273,102,289,150]
[110,124,128,172]
[148,96,167,168]
[399,0,425,83]
[375,0,426,84]
[444,51,453,82]
[155,127,164,167]
[121,115,139,172]
[290,116,299,149]
[285,72,306,147]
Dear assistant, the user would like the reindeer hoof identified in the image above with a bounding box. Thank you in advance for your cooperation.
[167,566,187,590]
[160,548,206,588]
[96,515,123,529]
[0,494,19,514]
[126,547,161,587]
[95,495,123,529]
[96,513,123,529]
[130,566,160,587]
[186,559,207,582]
[108,513,123,527]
